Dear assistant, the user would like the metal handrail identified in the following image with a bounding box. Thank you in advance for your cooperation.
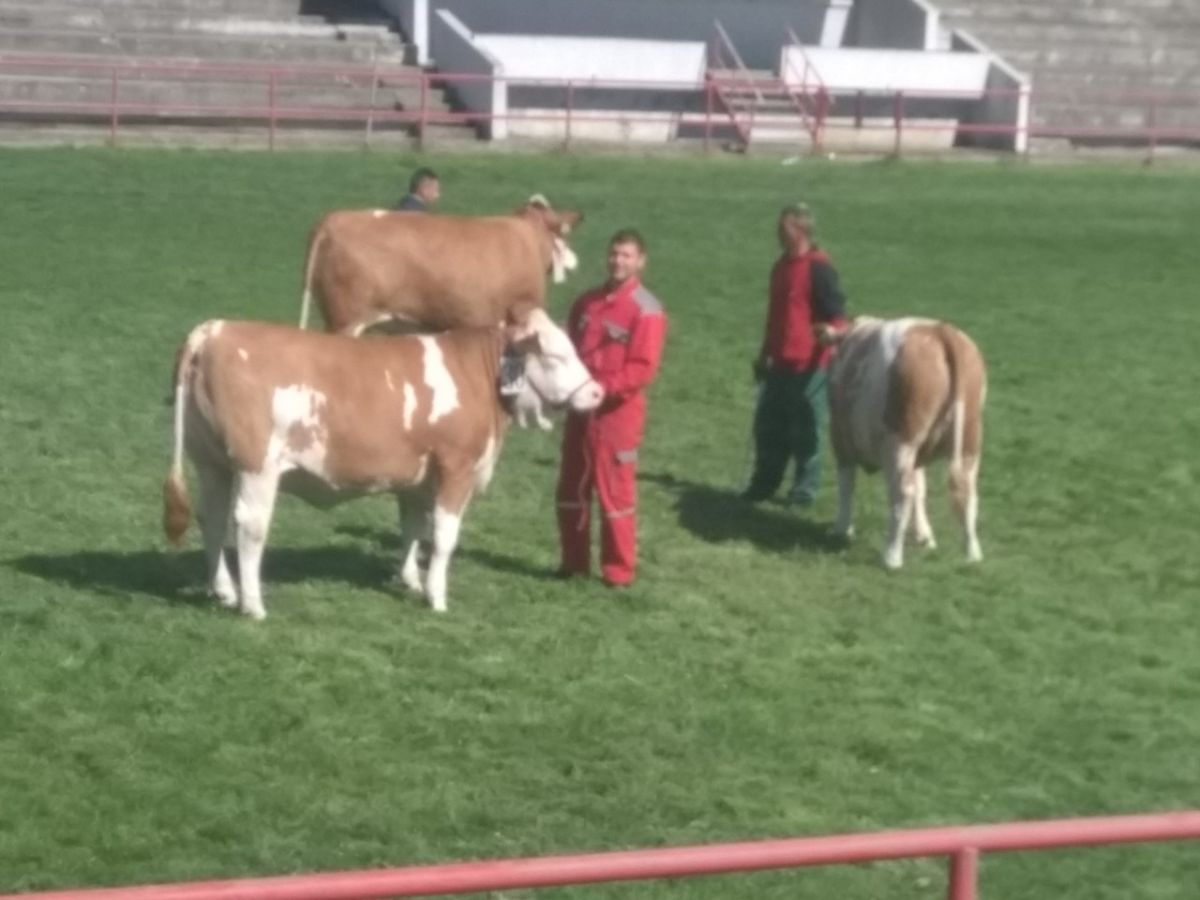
[2,811,1197,900]
[708,18,761,147]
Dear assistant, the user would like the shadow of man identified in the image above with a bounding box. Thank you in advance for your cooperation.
[641,471,842,556]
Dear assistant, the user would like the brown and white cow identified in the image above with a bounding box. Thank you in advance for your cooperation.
[162,309,603,618]
[298,197,583,336]
[823,316,986,570]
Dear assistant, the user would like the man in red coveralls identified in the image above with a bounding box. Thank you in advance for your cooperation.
[556,229,668,588]
[741,203,848,506]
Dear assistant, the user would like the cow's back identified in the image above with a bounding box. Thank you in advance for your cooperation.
[312,211,547,332]
[830,317,985,471]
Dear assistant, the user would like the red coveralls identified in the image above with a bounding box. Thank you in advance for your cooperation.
[556,277,668,586]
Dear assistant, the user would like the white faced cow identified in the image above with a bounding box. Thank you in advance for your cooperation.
[298,197,583,336]
[823,316,987,570]
[162,309,603,618]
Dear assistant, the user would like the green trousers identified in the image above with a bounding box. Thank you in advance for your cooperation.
[744,368,828,502]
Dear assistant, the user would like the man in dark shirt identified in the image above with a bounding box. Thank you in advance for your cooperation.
[741,203,848,506]
[393,167,440,211]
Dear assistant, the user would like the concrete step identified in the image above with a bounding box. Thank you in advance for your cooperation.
[939,4,1135,27]
[997,43,1194,71]
[19,0,392,22]
[11,0,309,14]
[0,119,420,149]
[0,28,408,64]
[0,71,449,113]
[1030,67,1200,95]
[0,72,386,106]
[0,7,393,39]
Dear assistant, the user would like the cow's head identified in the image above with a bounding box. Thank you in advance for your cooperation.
[501,308,603,419]
[520,195,584,284]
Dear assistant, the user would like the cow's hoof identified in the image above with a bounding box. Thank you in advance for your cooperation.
[391,572,425,595]
[881,551,904,571]
[966,545,983,564]
[915,534,937,550]
[240,605,267,621]
[212,588,239,609]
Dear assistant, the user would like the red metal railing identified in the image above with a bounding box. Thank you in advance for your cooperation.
[1,54,1199,155]
[782,25,831,151]
[2,812,1198,900]
[707,20,759,148]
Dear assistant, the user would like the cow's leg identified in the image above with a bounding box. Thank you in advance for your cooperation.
[882,442,917,570]
[233,469,281,620]
[832,464,856,540]
[395,493,428,595]
[950,455,983,563]
[911,467,937,549]
[195,463,238,608]
[425,475,473,613]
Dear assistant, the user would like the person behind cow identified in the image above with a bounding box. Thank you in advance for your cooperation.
[556,229,668,588]
[741,203,848,506]
[393,167,440,212]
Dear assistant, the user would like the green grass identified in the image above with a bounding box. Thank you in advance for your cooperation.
[1,147,1198,899]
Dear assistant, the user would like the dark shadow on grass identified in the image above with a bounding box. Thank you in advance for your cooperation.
[7,545,393,605]
[334,525,561,581]
[640,471,844,555]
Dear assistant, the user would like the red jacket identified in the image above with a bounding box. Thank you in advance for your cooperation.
[567,277,667,443]
[759,248,847,372]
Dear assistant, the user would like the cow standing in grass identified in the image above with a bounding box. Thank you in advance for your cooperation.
[298,197,583,336]
[820,316,986,570]
[162,310,604,618]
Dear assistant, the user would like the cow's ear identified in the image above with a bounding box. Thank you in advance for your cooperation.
[556,210,583,236]
[505,330,541,356]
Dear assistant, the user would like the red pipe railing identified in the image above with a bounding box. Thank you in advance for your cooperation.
[2,54,1199,153]
[3,812,1198,900]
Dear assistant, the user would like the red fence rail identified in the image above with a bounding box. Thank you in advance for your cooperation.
[3,812,1198,900]
[2,54,1200,154]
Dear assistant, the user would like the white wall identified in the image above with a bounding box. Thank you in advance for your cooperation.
[784,47,989,94]
[428,10,507,139]
[474,36,706,85]
[820,0,853,48]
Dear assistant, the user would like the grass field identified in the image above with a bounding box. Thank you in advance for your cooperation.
[0,147,1198,899]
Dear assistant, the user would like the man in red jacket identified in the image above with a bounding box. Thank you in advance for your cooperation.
[557,229,668,588]
[742,203,848,506]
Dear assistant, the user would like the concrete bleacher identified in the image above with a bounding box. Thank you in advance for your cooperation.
[931,0,1200,144]
[0,0,473,147]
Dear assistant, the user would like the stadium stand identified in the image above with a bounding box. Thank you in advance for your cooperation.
[0,0,469,147]
[0,0,1196,151]
[931,0,1200,146]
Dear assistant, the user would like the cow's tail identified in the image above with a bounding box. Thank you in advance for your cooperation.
[298,222,327,329]
[162,329,203,547]
[942,327,970,506]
